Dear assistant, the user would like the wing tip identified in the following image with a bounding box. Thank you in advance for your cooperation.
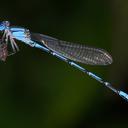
[103,52,113,65]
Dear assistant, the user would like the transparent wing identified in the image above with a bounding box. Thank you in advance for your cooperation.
[30,33,113,65]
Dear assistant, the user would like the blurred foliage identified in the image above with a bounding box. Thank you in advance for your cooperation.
[0,0,128,128]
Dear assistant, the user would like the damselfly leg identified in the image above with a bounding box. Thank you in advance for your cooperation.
[1,27,19,56]
[0,39,8,61]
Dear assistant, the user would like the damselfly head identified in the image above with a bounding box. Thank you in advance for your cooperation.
[2,21,10,27]
[0,21,10,31]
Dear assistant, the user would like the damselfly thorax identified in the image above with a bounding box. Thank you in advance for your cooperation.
[0,21,33,60]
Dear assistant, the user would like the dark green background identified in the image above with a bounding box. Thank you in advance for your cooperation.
[0,0,128,127]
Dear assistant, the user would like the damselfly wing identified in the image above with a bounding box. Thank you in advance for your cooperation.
[31,33,113,65]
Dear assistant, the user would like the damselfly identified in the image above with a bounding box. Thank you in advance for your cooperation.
[0,21,128,102]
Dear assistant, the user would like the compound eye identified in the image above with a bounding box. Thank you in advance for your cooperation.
[0,25,5,31]
[0,21,10,31]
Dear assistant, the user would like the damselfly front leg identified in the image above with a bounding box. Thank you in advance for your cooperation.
[0,39,8,61]
[2,28,19,56]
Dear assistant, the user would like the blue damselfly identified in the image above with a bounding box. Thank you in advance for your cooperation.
[0,21,127,102]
